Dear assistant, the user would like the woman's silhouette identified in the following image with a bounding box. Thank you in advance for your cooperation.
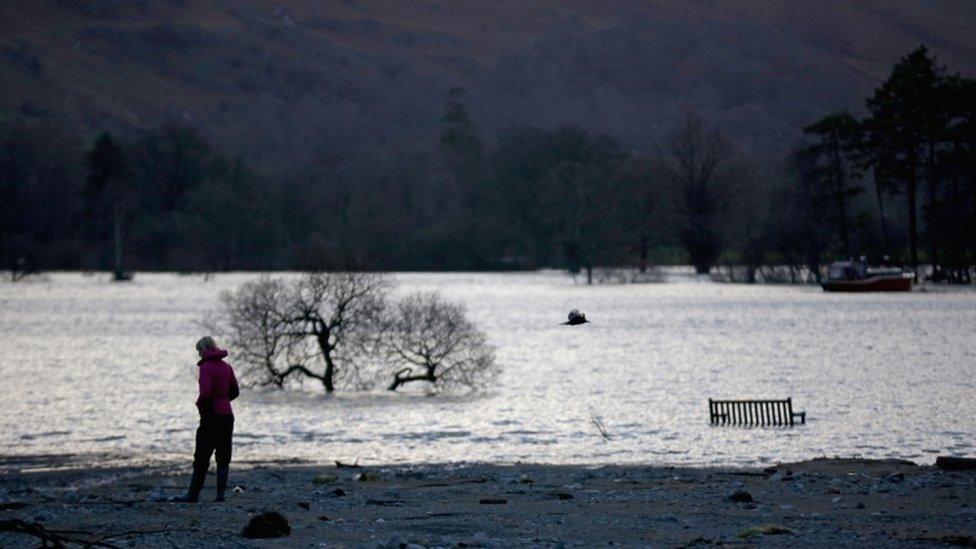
[171,336,240,502]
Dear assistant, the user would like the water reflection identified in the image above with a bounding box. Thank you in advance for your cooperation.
[0,272,974,468]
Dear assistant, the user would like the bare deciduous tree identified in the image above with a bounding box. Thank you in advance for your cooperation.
[215,279,498,393]
[217,272,390,392]
[290,271,390,392]
[657,111,741,274]
[616,158,662,273]
[217,276,291,387]
[383,292,497,392]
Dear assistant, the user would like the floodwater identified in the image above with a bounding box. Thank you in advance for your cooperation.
[1,272,974,469]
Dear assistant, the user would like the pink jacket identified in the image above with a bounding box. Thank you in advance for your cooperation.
[196,348,239,416]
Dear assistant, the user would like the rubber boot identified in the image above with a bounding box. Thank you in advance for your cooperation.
[215,464,229,502]
[169,465,205,503]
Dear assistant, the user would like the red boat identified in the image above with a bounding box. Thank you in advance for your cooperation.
[821,261,913,292]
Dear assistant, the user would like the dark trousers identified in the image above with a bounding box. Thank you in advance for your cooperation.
[188,414,234,496]
[195,414,234,467]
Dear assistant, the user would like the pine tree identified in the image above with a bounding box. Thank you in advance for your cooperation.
[865,46,944,279]
[440,87,483,181]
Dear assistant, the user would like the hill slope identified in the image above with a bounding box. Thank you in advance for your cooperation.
[3,0,976,165]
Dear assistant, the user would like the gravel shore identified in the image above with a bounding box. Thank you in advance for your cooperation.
[1,456,974,547]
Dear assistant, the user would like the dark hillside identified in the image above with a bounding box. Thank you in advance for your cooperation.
[3,1,975,164]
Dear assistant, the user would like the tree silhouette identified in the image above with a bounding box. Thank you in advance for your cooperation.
[940,75,976,281]
[219,272,390,393]
[803,112,865,258]
[440,87,483,185]
[657,112,740,275]
[85,132,132,280]
[383,292,497,391]
[439,87,490,267]
[616,159,661,273]
[865,46,944,279]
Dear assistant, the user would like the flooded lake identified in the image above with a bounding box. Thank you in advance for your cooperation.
[1,272,974,468]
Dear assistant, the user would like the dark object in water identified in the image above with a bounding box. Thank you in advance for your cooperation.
[562,309,589,325]
[709,398,806,426]
[242,511,291,538]
[936,456,976,471]
[821,260,911,292]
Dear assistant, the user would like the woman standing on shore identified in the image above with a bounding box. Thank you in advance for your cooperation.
[171,336,239,502]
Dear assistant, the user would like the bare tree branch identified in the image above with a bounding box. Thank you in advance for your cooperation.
[382,291,497,392]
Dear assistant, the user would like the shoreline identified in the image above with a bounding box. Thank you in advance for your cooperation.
[0,449,951,476]
[2,455,974,547]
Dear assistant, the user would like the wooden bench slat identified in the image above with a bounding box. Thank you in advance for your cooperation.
[708,398,805,426]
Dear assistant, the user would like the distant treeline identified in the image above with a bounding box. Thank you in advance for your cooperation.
[1,46,974,282]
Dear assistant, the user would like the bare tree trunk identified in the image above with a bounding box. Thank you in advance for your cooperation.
[874,176,891,254]
[927,142,941,277]
[317,328,336,393]
[112,202,125,281]
[833,147,851,258]
[323,355,335,393]
[388,367,436,391]
[926,144,940,277]
[908,161,919,281]
[638,235,649,273]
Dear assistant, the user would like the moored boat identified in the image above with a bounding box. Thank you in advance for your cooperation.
[821,261,913,292]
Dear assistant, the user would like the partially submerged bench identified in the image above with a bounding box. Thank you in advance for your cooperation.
[709,398,806,426]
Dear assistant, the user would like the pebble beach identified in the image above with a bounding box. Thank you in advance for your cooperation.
[2,455,975,547]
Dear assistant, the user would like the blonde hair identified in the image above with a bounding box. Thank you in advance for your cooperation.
[196,336,219,352]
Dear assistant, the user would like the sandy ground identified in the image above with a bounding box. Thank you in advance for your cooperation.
[1,455,975,547]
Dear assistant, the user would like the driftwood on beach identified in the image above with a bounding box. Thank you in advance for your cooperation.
[0,519,116,548]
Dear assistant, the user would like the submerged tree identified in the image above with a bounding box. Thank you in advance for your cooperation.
[218,276,292,387]
[383,292,497,391]
[219,272,390,392]
[216,275,497,393]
